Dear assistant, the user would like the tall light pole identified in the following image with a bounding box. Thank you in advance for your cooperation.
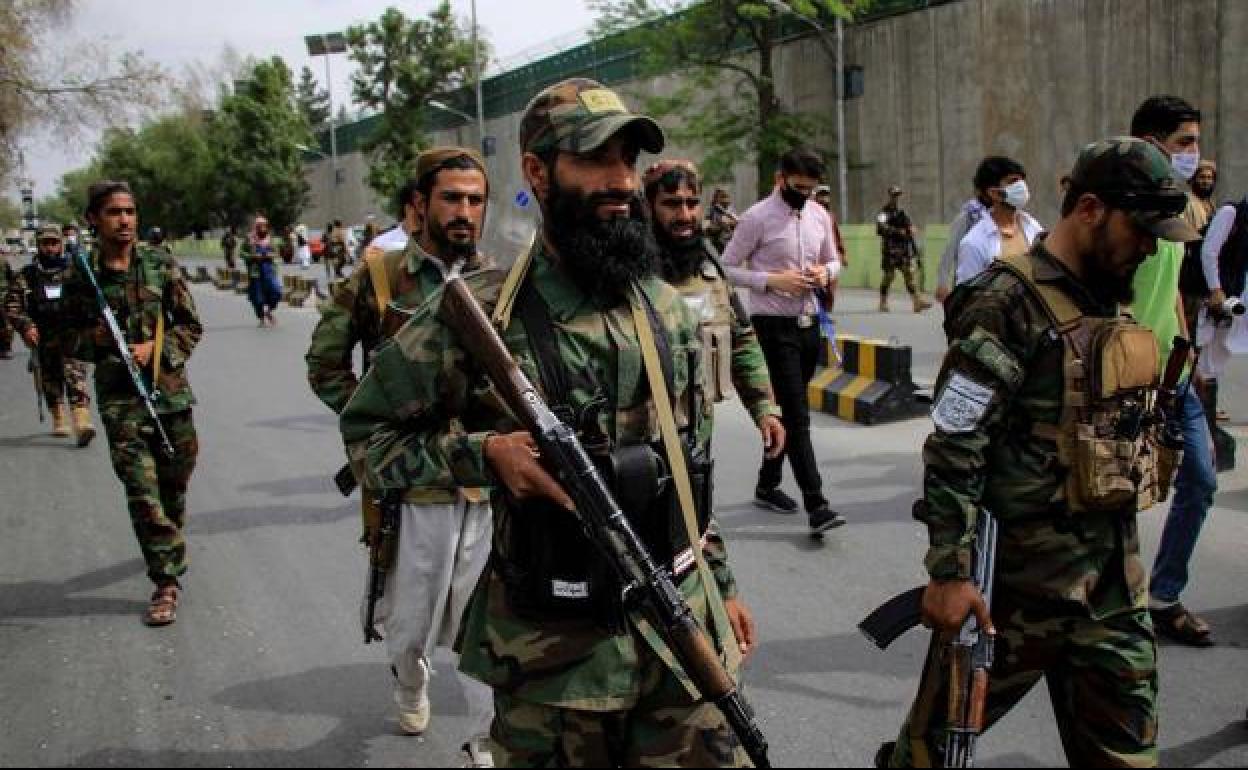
[305,32,348,221]
[471,0,487,153]
[766,1,850,223]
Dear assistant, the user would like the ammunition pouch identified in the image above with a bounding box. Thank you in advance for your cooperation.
[499,442,711,632]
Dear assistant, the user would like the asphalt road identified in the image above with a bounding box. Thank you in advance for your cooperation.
[1,275,1247,767]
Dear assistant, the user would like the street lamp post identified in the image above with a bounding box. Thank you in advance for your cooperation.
[305,32,348,221]
[471,0,487,153]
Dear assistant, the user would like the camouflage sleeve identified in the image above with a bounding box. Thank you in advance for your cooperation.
[306,270,372,414]
[161,259,202,369]
[3,269,33,334]
[730,321,779,424]
[339,312,496,493]
[919,277,1030,580]
[703,518,738,600]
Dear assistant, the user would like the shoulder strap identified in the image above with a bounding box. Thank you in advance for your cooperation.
[514,280,573,411]
[365,247,393,312]
[995,251,1084,333]
[629,284,741,676]
[701,238,753,330]
[493,231,539,330]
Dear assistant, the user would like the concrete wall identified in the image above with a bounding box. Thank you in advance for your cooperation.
[301,0,1248,266]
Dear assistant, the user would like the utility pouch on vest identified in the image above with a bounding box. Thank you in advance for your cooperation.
[998,252,1163,516]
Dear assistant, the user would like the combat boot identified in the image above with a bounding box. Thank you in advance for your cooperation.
[73,406,96,448]
[878,296,890,313]
[912,294,933,313]
[52,403,71,437]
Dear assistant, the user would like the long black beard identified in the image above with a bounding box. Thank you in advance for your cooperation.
[545,179,658,306]
[657,229,705,282]
[428,215,478,262]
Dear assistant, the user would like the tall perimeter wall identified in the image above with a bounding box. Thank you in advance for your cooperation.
[303,0,1248,269]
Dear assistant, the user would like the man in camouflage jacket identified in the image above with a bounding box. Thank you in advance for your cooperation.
[881,139,1199,767]
[4,224,96,444]
[62,181,202,628]
[306,146,494,737]
[341,79,754,767]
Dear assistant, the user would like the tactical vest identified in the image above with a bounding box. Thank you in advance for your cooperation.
[997,252,1176,515]
[22,263,71,327]
[672,252,741,404]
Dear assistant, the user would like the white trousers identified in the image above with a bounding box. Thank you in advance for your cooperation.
[362,496,493,697]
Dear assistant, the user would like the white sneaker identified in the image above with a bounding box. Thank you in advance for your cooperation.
[397,692,431,735]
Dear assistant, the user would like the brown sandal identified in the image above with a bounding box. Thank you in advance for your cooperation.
[144,585,180,627]
[1151,603,1213,647]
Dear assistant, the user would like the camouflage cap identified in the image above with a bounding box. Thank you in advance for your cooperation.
[1069,137,1199,242]
[519,78,664,156]
[36,224,63,242]
[415,146,488,184]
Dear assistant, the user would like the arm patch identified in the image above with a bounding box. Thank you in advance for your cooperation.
[952,326,1023,390]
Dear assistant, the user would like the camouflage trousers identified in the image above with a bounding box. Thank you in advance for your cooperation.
[101,408,199,587]
[886,590,1158,768]
[880,259,920,298]
[36,345,91,409]
[489,644,749,768]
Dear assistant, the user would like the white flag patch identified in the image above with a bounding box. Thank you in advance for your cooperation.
[932,372,995,433]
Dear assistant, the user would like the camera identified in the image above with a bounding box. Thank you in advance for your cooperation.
[1210,297,1246,325]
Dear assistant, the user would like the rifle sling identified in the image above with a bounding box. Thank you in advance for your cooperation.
[629,283,742,677]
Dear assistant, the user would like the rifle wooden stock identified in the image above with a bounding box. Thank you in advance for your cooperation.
[437,276,771,769]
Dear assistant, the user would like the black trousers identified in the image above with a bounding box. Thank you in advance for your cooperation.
[752,315,826,509]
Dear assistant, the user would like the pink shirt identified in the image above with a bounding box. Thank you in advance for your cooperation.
[722,189,841,317]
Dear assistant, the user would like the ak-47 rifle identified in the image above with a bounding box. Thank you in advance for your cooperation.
[859,509,999,768]
[363,489,400,644]
[437,274,771,769]
[72,250,174,457]
[28,351,45,422]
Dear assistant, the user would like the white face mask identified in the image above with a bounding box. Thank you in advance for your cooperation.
[1171,151,1201,182]
[1002,180,1030,209]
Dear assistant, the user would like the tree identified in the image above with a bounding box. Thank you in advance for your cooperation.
[346,4,479,207]
[0,0,164,185]
[296,66,331,129]
[210,57,312,230]
[0,197,20,230]
[591,0,864,197]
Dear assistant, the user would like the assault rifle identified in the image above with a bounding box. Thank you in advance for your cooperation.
[437,274,771,769]
[859,509,999,768]
[72,250,174,457]
[28,352,45,422]
[363,490,400,644]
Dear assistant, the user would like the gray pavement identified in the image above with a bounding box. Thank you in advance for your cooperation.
[1,281,1246,767]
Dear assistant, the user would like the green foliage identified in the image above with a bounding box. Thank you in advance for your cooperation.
[210,57,312,230]
[296,65,331,129]
[0,197,20,230]
[346,3,478,211]
[57,56,311,237]
[591,0,864,197]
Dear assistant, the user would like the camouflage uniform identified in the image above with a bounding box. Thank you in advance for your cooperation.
[663,241,779,442]
[63,245,202,587]
[885,156,1187,770]
[341,244,747,768]
[877,202,922,306]
[0,252,15,356]
[5,256,93,409]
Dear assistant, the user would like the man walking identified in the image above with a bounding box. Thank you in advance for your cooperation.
[876,186,931,313]
[306,147,495,736]
[1129,95,1221,646]
[63,181,202,627]
[4,224,97,444]
[880,138,1197,768]
[342,78,756,767]
[723,147,846,534]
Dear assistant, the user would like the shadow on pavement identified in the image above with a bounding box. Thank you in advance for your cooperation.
[190,503,355,537]
[1161,721,1248,767]
[0,434,87,452]
[0,559,148,620]
[748,630,925,709]
[237,474,342,499]
[66,663,474,768]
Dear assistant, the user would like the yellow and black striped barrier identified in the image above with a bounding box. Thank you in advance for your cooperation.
[808,335,927,425]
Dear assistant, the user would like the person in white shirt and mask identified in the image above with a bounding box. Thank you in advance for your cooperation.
[955,156,1045,286]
